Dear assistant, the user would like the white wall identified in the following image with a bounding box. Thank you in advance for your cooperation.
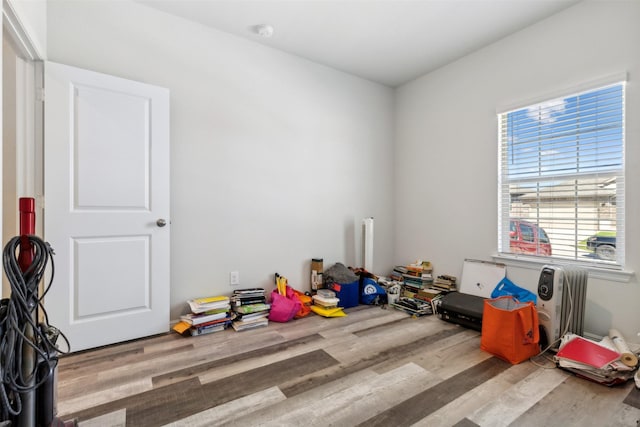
[395,0,640,339]
[46,0,395,320]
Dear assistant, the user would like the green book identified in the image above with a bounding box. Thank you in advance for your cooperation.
[235,303,271,314]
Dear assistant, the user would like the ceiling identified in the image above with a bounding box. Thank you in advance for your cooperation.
[138,0,581,87]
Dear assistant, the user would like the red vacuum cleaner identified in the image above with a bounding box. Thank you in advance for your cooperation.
[0,198,70,426]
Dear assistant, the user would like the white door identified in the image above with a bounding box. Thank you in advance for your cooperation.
[44,62,170,352]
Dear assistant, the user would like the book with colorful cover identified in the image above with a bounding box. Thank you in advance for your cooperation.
[556,336,620,369]
[232,288,265,295]
[196,307,230,315]
[231,317,268,331]
[190,316,231,328]
[173,319,229,336]
[188,296,231,314]
[180,311,229,326]
[231,296,267,306]
[235,303,271,314]
[192,295,230,305]
[190,321,230,336]
[233,311,269,322]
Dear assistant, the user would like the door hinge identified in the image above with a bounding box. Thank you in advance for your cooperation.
[36,88,45,102]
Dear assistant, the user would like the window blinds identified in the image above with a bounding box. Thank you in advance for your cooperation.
[498,82,625,265]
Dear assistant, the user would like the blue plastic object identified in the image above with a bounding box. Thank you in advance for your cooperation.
[329,280,360,308]
[360,278,387,305]
[491,277,537,304]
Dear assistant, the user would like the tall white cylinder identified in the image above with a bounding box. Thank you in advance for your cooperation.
[363,217,374,272]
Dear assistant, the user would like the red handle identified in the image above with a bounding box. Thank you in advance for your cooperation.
[18,197,36,272]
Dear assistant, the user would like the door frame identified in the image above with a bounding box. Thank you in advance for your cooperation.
[3,1,42,62]
[2,1,44,297]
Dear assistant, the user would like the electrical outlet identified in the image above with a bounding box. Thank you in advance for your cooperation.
[230,271,240,286]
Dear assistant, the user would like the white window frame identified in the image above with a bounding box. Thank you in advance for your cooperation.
[495,76,629,280]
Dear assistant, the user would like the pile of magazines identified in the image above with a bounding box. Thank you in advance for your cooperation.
[554,332,638,386]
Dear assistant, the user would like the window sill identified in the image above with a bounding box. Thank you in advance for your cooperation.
[491,253,635,283]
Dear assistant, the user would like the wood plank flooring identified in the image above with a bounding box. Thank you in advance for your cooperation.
[55,305,640,427]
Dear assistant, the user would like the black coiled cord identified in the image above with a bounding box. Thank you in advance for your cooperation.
[0,235,69,420]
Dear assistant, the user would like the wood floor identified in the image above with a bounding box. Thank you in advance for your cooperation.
[55,305,640,427]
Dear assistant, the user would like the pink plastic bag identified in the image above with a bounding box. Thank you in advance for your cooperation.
[268,288,301,322]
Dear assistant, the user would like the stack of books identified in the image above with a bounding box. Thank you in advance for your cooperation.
[391,297,433,317]
[231,288,267,308]
[554,333,635,386]
[174,295,232,336]
[433,274,457,291]
[392,261,434,293]
[388,268,405,283]
[310,289,346,317]
[414,287,444,302]
[231,288,270,331]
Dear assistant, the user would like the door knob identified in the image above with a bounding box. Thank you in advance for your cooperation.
[156,218,167,227]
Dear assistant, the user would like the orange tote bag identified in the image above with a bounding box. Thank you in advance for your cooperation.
[480,296,540,364]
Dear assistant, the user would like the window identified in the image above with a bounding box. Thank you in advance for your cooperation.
[498,81,625,267]
[520,224,534,243]
[538,228,550,244]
